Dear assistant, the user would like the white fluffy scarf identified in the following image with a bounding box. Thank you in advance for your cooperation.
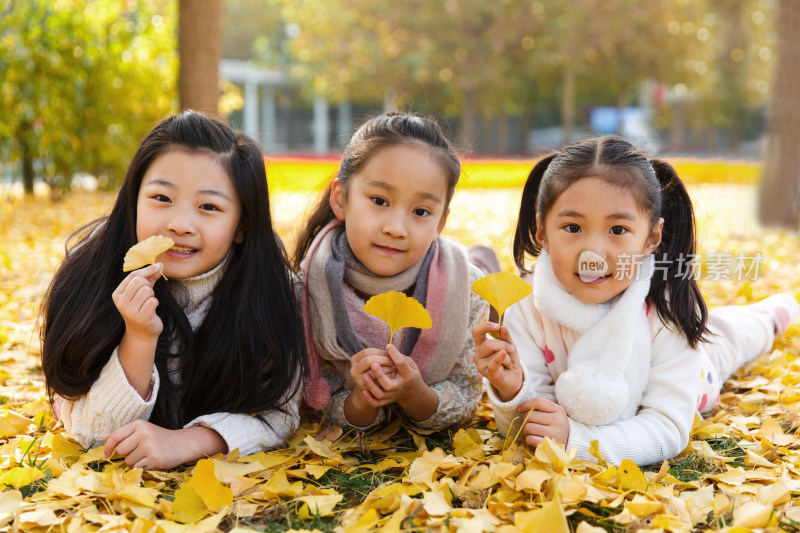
[533,252,654,425]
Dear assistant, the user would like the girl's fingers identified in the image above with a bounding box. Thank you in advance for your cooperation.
[103,424,136,457]
[527,397,561,413]
[487,351,507,373]
[362,389,381,408]
[362,373,385,400]
[352,348,388,362]
[133,457,152,470]
[371,363,396,390]
[475,338,513,361]
[517,399,537,414]
[497,325,515,345]
[385,345,415,376]
[472,321,500,345]
[525,434,543,447]
[123,446,147,468]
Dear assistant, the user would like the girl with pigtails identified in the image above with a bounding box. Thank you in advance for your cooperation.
[473,135,799,466]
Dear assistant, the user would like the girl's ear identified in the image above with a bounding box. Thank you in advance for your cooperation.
[234,227,244,244]
[436,208,449,236]
[329,179,346,221]
[645,217,664,256]
[535,221,549,253]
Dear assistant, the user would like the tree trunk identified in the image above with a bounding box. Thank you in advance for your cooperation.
[19,133,34,195]
[561,65,575,146]
[497,114,510,154]
[179,0,223,116]
[758,0,800,229]
[459,90,478,152]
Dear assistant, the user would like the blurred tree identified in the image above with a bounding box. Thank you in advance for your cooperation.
[758,0,799,229]
[0,0,176,195]
[659,0,775,153]
[280,0,553,151]
[222,0,284,62]
[179,0,223,115]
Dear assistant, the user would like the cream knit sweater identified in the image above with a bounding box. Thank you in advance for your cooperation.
[488,268,699,467]
[59,260,300,456]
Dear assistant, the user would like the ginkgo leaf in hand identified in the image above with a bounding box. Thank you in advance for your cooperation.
[472,271,532,322]
[123,235,174,273]
[363,291,432,344]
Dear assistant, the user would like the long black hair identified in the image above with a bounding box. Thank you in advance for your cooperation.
[513,135,708,348]
[41,110,302,428]
[292,112,461,270]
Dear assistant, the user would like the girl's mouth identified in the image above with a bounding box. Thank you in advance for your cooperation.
[167,245,198,257]
[578,273,611,285]
[375,245,403,255]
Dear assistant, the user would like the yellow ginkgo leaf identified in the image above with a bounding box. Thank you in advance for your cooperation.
[0,466,45,490]
[472,272,532,322]
[188,459,233,513]
[170,484,207,524]
[123,235,174,272]
[363,291,432,344]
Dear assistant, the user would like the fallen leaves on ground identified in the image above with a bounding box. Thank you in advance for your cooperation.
[0,182,799,532]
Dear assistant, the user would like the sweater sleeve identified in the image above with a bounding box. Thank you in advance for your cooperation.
[59,347,159,449]
[186,379,301,457]
[487,289,553,440]
[565,325,699,466]
[409,265,488,430]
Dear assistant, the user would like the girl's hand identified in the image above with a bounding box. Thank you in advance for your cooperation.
[472,322,523,402]
[349,348,396,390]
[112,263,164,340]
[102,420,227,470]
[362,345,438,421]
[344,348,395,426]
[517,398,570,447]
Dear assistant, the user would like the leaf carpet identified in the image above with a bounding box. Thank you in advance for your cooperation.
[0,183,799,532]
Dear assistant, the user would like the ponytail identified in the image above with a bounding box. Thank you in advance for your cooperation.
[292,181,336,271]
[648,159,709,348]
[513,153,558,272]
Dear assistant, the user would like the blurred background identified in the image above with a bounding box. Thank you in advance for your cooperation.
[1,0,797,228]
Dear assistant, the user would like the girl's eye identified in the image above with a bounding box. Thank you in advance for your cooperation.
[610,226,627,235]
[565,223,581,233]
[152,194,170,203]
[200,203,220,212]
[413,207,431,217]
[371,197,388,207]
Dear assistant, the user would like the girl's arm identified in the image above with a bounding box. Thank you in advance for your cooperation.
[186,382,302,456]
[112,264,164,397]
[102,374,303,469]
[561,328,699,466]
[486,291,554,439]
[58,347,160,449]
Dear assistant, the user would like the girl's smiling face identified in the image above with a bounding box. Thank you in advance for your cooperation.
[136,150,243,279]
[536,176,663,304]
[330,144,449,276]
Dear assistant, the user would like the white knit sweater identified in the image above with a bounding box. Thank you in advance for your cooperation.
[59,260,300,456]
[488,266,699,467]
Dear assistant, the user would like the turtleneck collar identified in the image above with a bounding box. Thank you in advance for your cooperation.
[173,253,229,319]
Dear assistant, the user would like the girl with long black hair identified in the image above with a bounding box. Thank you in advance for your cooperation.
[41,110,302,469]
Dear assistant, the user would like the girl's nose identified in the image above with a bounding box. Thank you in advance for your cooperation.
[382,211,408,239]
[166,210,196,235]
